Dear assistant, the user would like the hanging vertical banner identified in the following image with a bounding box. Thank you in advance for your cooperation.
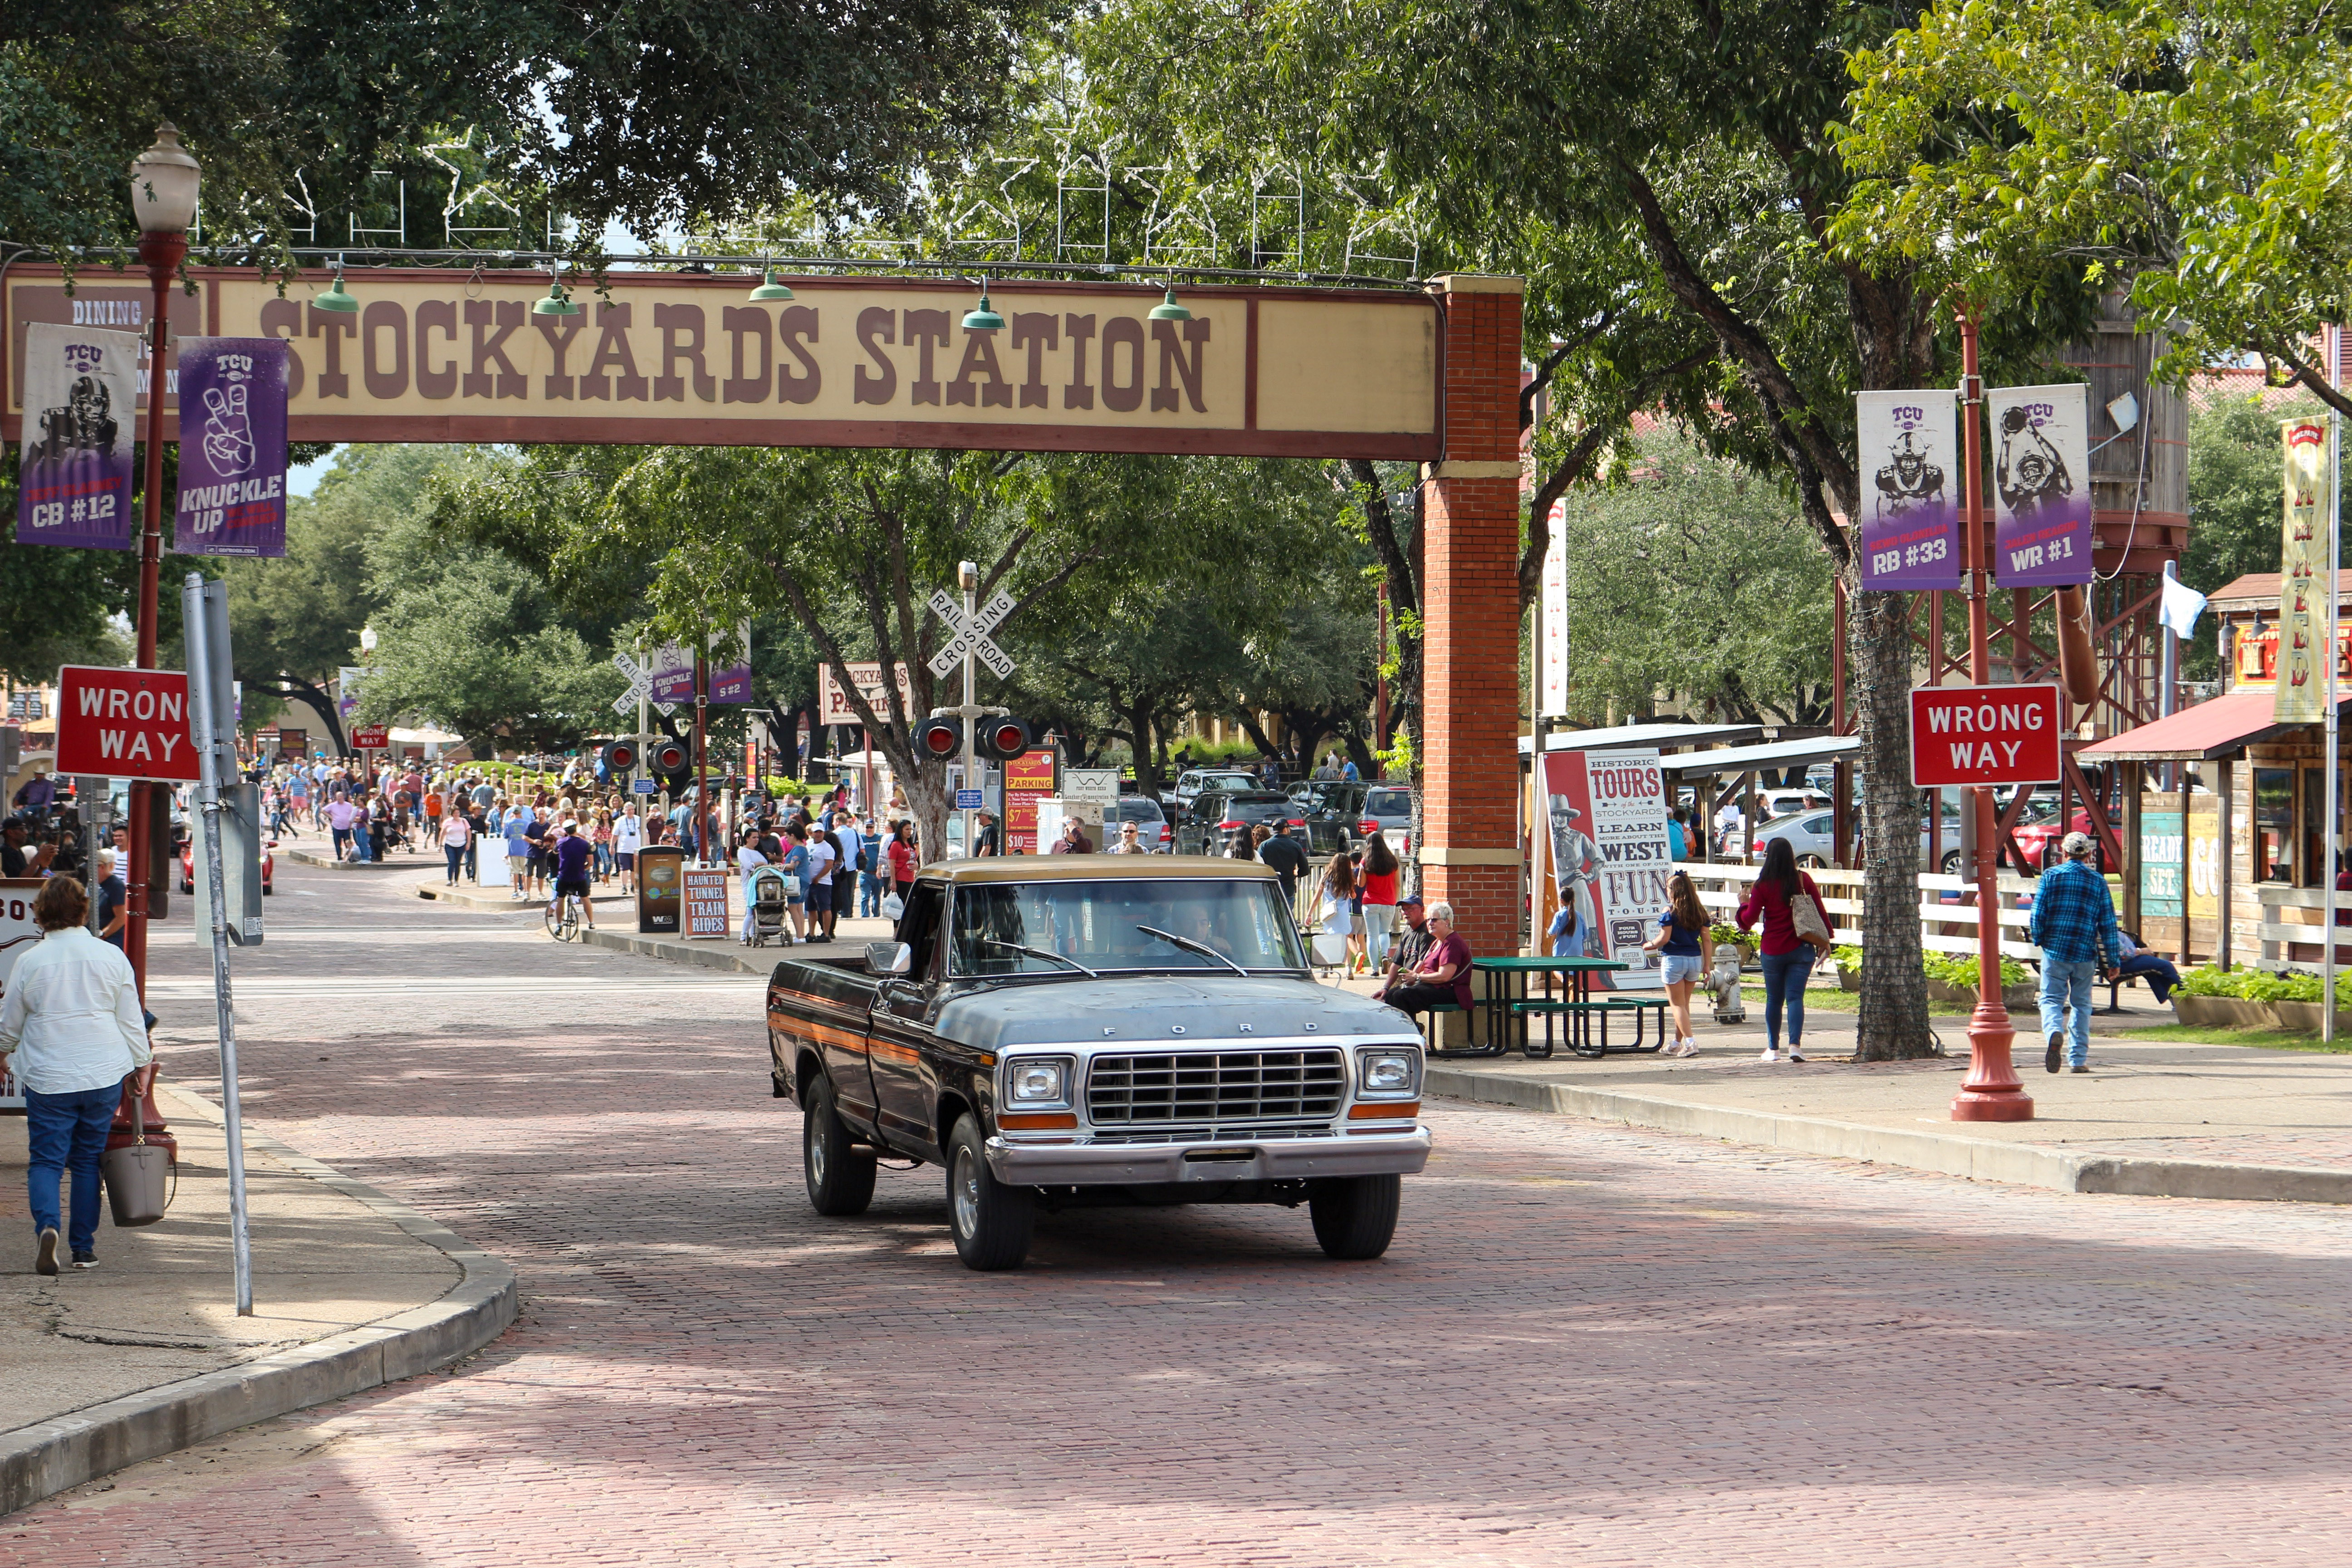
[1855,390,1962,589]
[172,338,290,557]
[14,323,139,550]
[1987,382,2093,586]
[2275,416,2331,723]
[650,642,697,704]
[1539,505,1569,716]
[709,622,755,704]
[1540,748,1672,990]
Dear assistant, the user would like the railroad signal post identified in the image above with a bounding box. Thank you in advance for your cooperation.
[925,564,1023,856]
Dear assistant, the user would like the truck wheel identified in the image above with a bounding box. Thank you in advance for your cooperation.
[1308,1174,1401,1260]
[802,1078,876,1217]
[946,1114,1032,1271]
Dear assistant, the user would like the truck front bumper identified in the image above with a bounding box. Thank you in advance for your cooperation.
[985,1127,1431,1187]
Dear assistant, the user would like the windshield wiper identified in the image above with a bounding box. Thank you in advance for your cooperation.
[1136,925,1250,977]
[976,938,1098,977]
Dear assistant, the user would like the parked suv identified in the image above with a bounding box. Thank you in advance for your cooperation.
[1175,789,1296,855]
[1286,780,1414,855]
[1172,769,1264,818]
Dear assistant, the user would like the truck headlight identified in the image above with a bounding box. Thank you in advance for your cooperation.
[1355,1047,1420,1098]
[1006,1057,1073,1107]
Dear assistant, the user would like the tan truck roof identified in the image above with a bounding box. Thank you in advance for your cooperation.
[923,854,1279,885]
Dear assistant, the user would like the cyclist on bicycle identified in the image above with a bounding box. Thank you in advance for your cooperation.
[549,819,597,929]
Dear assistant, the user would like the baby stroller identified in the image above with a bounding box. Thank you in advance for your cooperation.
[745,863,794,947]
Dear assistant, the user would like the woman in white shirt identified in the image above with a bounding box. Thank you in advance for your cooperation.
[615,806,643,895]
[736,831,769,944]
[0,877,150,1276]
[804,829,839,943]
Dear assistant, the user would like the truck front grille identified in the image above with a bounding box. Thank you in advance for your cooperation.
[1087,1050,1347,1126]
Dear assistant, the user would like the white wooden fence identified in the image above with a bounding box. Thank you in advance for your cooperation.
[1680,864,2043,962]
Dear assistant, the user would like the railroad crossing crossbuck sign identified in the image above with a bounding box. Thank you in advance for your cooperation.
[926,588,1018,681]
[610,651,678,718]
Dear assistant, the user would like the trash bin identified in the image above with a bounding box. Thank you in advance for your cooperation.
[637,845,685,934]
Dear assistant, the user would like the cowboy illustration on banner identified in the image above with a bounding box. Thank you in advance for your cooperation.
[1540,748,1672,989]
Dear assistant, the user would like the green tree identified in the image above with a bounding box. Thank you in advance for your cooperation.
[1560,432,1835,727]
[1835,0,2352,410]
[5,0,1060,259]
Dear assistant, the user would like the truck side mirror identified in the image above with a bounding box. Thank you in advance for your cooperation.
[867,941,911,976]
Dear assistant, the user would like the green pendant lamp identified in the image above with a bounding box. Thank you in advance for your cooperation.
[961,286,1005,332]
[748,265,795,302]
[533,279,581,317]
[1148,283,1191,323]
[313,265,359,314]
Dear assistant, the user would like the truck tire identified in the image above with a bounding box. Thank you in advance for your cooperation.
[946,1114,1032,1271]
[802,1078,877,1217]
[1308,1173,1401,1260]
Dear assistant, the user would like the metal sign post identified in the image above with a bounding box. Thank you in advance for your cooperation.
[926,568,1019,856]
[181,573,255,1315]
[2327,402,2342,1044]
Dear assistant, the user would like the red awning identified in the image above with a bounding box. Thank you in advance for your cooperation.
[2079,689,2346,762]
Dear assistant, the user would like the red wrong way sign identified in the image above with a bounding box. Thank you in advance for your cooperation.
[350,725,390,750]
[1911,684,2064,788]
[55,666,200,783]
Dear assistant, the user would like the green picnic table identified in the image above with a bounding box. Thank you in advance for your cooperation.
[1470,955,1658,1059]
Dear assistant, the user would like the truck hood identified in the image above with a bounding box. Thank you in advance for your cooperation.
[936,975,1414,1052]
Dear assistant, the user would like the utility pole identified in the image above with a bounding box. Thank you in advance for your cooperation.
[694,651,710,865]
[960,561,980,856]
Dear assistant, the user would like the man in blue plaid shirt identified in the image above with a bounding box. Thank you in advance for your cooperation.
[2029,831,2120,1073]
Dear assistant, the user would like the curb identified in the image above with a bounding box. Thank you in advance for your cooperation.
[283,849,407,872]
[0,1094,517,1517]
[416,882,543,915]
[580,926,769,975]
[1424,1066,2352,1206]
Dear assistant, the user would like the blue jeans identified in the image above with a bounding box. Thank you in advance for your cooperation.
[2118,954,2180,1004]
[859,871,884,917]
[26,1081,124,1254]
[446,844,467,883]
[1759,946,1816,1051]
[2039,957,2099,1067]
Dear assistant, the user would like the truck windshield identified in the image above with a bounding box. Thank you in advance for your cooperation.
[947,878,1307,977]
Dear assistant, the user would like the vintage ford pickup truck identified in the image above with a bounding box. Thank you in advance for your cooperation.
[764,857,1431,1270]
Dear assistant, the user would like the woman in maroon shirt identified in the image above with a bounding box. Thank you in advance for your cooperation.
[1736,838,1827,1063]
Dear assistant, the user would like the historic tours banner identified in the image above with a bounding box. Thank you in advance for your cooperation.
[173,337,291,557]
[15,322,138,550]
[1856,390,1961,589]
[1987,382,2093,587]
[2275,415,2332,723]
[1540,748,1673,990]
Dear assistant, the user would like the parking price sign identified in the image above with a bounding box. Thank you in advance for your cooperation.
[1909,684,2064,788]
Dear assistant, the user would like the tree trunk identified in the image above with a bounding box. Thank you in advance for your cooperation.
[1849,583,1935,1058]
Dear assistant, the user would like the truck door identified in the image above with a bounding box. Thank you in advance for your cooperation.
[869,878,946,1156]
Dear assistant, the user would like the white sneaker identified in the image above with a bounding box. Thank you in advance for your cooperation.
[1757,1048,1781,1063]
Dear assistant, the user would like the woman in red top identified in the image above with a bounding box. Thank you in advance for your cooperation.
[886,820,919,903]
[1735,838,1827,1063]
[1358,829,1401,976]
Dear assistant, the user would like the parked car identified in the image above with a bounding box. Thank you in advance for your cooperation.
[179,833,275,895]
[1108,794,1170,852]
[2008,801,2104,870]
[1757,809,1965,874]
[764,857,1431,1269]
[1283,780,1415,855]
[1171,769,1263,817]
[1175,789,1297,855]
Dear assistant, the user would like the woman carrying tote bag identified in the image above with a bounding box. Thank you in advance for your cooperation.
[1735,838,1833,1064]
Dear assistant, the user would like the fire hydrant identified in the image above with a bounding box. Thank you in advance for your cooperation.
[1707,942,1747,1024]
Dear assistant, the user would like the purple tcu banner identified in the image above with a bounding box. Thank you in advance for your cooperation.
[1856,390,1961,590]
[710,621,753,704]
[15,322,139,550]
[1988,382,2092,586]
[173,338,290,557]
[652,627,755,703]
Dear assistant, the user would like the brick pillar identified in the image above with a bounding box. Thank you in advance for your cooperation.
[1419,275,1526,960]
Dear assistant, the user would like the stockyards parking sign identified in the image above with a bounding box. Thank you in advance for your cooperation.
[1540,748,1674,990]
[5,270,1441,460]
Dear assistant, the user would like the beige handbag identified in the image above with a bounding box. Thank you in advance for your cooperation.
[1788,884,1834,950]
[101,1072,172,1228]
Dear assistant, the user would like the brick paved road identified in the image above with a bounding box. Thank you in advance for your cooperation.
[9,857,2352,1564]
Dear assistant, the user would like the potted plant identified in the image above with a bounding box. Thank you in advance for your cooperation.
[1709,921,1754,967]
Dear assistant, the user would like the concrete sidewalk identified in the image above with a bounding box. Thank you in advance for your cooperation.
[2,1083,514,1514]
[415,876,897,974]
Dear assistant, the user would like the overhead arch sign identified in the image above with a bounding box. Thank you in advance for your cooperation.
[5,268,1440,460]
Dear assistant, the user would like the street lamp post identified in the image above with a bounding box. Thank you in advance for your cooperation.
[123,123,199,1004]
[1952,306,2034,1120]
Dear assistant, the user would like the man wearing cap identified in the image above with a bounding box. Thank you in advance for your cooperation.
[1374,895,1433,1000]
[2029,830,2120,1073]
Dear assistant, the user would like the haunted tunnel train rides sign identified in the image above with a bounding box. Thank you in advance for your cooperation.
[4,270,1440,461]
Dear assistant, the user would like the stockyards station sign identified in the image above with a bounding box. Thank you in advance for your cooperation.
[4,268,1441,460]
